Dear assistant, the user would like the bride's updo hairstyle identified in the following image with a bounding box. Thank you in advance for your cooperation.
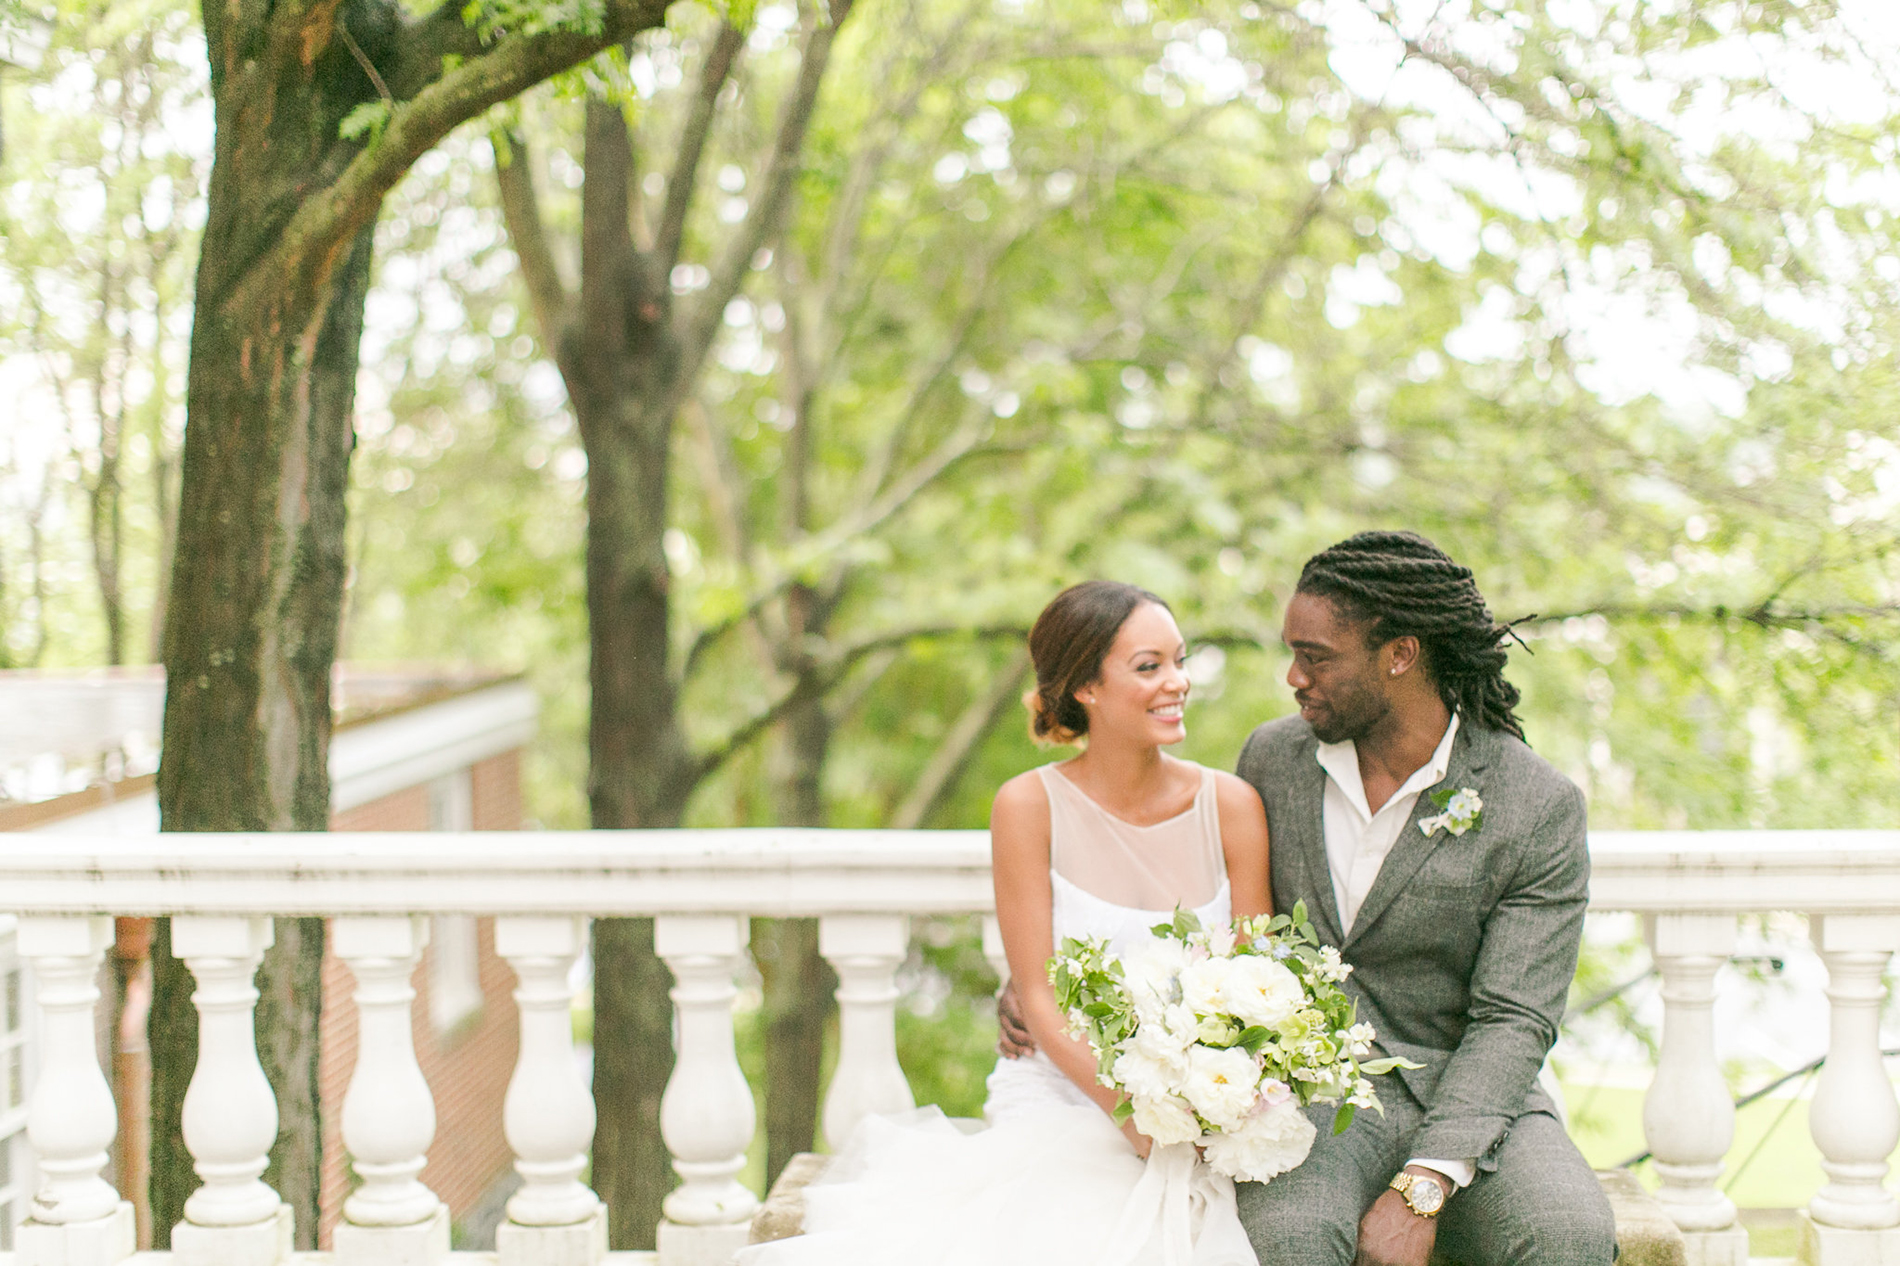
[1025,580,1170,746]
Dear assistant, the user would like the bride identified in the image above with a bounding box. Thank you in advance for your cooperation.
[737,581,1271,1266]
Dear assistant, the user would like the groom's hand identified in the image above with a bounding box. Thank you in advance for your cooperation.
[1353,1168,1442,1266]
[994,980,1037,1058]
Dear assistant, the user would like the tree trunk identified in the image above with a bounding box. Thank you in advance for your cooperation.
[572,99,697,1250]
[754,677,836,1186]
[154,188,379,1244]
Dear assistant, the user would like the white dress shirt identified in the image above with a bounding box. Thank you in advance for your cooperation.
[1315,712,1475,1191]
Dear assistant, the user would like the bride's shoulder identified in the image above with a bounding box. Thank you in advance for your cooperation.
[992,767,1054,818]
[990,770,1053,860]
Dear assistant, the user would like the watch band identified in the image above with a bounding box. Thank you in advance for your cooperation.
[1389,1171,1446,1218]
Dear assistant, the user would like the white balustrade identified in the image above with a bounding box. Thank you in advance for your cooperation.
[494,916,605,1266]
[3,828,1900,1266]
[171,916,292,1266]
[332,915,448,1266]
[655,914,757,1266]
[1641,912,1749,1266]
[820,913,914,1149]
[1802,914,1900,1265]
[15,915,135,1266]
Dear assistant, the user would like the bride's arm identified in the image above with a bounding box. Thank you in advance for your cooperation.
[989,773,1144,1143]
[1213,771,1271,920]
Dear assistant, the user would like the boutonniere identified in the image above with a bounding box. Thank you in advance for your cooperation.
[1419,787,1483,838]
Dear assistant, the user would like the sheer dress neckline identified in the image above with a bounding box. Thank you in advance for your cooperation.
[1038,762,1226,915]
[1045,762,1203,830]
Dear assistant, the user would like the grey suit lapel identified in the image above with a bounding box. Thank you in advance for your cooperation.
[1343,721,1501,949]
[1283,735,1346,947]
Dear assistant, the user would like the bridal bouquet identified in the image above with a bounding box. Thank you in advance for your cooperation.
[1048,903,1412,1183]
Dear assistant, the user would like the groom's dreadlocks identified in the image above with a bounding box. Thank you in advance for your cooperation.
[1297,530,1530,742]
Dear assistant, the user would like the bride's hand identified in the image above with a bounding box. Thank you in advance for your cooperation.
[1121,1119,1154,1159]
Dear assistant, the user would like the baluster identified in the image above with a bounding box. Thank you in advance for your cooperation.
[820,914,913,1149]
[1641,912,1748,1266]
[494,916,605,1266]
[169,916,291,1266]
[333,916,448,1266]
[15,916,135,1266]
[1802,914,1900,1264]
[655,915,758,1266]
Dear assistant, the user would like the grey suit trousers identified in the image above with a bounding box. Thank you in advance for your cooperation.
[1236,1096,1614,1266]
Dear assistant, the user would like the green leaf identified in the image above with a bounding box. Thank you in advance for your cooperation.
[339,99,391,143]
[1111,1097,1135,1124]
[1235,1025,1271,1053]
[1332,1102,1357,1135]
[1358,1057,1425,1075]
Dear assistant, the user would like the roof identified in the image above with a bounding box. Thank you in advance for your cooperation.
[0,665,534,832]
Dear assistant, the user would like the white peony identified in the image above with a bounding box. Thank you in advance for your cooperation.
[1112,1035,1189,1102]
[1221,955,1307,1030]
[1180,1043,1261,1131]
[1130,1093,1203,1146]
[1200,1099,1318,1183]
[1122,936,1190,1021]
[1178,955,1239,1018]
[1161,1002,1201,1045]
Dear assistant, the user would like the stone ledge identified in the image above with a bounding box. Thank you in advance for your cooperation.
[748,1155,831,1245]
[743,1155,1688,1264]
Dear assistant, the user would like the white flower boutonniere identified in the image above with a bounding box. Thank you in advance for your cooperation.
[1419,787,1483,838]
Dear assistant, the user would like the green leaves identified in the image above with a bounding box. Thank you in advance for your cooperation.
[1150,906,1203,940]
[339,100,391,144]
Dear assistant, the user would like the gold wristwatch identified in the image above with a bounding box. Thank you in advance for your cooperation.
[1389,1171,1447,1218]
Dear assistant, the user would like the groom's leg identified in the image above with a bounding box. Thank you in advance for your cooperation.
[1235,1098,1419,1266]
[1432,1109,1614,1266]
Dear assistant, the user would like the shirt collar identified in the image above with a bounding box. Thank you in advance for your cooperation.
[1314,711,1462,822]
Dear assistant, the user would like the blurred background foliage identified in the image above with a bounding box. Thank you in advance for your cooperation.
[3,0,1898,1153]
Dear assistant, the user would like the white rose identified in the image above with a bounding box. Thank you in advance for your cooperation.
[1112,1040,1187,1102]
[1121,936,1190,1021]
[1162,1002,1200,1044]
[1130,1093,1203,1146]
[1132,1015,1194,1062]
[1180,1043,1261,1131]
[1179,956,1238,1018]
[1201,1098,1317,1182]
[1221,955,1307,1030]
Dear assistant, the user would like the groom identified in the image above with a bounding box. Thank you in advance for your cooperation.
[1001,531,1613,1266]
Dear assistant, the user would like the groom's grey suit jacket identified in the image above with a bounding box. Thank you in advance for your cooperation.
[1236,715,1588,1175]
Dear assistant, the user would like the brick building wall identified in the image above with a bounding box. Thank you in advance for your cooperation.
[316,750,524,1246]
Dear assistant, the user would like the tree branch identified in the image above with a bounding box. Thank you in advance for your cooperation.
[656,21,745,272]
[226,0,671,320]
[888,646,1031,829]
[491,128,574,361]
[670,0,853,407]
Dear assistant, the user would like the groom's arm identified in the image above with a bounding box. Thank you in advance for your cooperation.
[1406,777,1589,1171]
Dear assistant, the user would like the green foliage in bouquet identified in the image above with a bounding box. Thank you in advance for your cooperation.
[1050,902,1418,1141]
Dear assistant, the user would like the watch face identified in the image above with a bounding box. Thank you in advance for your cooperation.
[1409,1177,1446,1214]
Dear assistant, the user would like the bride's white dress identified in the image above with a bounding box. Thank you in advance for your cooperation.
[735,762,1259,1266]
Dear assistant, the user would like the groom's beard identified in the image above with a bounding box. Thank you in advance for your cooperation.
[1303,684,1389,745]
